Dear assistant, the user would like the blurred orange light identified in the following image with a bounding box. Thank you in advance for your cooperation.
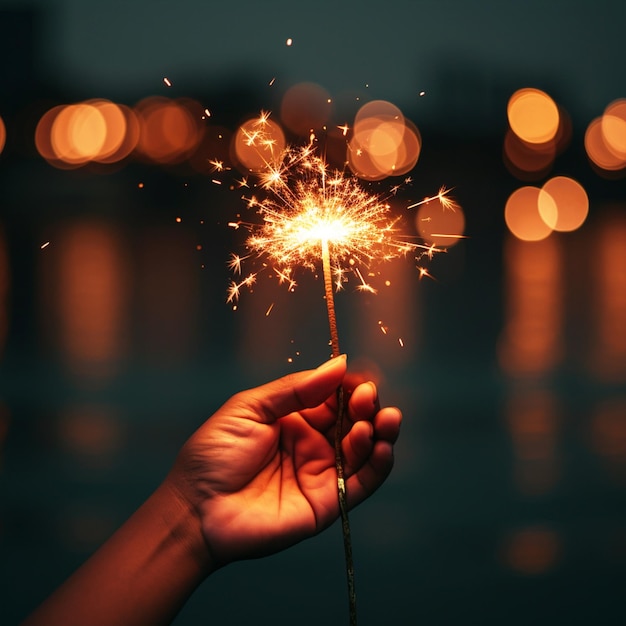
[51,103,107,164]
[50,222,128,379]
[414,198,465,248]
[135,97,203,164]
[0,226,8,358]
[348,100,420,179]
[507,88,560,144]
[0,115,5,154]
[498,235,563,376]
[504,526,561,575]
[503,128,555,181]
[538,176,588,232]
[232,116,286,171]
[585,117,626,172]
[280,82,332,137]
[601,99,626,159]
[591,212,626,382]
[504,186,554,241]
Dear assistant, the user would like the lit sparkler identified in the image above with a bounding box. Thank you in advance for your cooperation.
[225,112,457,626]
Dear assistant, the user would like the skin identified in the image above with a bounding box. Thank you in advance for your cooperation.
[22,355,402,626]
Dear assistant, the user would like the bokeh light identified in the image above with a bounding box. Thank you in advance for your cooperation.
[280,82,332,137]
[135,97,203,164]
[348,100,421,180]
[0,226,8,358]
[538,176,589,232]
[498,235,563,376]
[507,88,560,144]
[601,99,626,159]
[35,100,140,168]
[0,115,6,155]
[503,128,556,181]
[585,101,626,175]
[232,115,286,172]
[414,197,465,247]
[503,526,561,575]
[504,186,554,241]
[591,212,626,382]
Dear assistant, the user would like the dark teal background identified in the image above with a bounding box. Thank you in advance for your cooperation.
[1,1,625,624]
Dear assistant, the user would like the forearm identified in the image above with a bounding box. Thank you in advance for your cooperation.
[22,479,213,626]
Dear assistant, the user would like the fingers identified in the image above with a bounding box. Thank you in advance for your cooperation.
[342,406,402,508]
[225,355,347,424]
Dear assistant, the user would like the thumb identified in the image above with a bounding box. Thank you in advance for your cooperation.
[229,355,347,424]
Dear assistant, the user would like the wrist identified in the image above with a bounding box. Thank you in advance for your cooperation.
[158,476,216,578]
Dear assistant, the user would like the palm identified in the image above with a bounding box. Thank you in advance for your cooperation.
[184,397,342,564]
[170,358,400,569]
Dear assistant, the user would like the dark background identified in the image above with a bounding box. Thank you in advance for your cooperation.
[1,1,625,624]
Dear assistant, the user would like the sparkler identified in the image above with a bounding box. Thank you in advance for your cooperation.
[226,112,457,625]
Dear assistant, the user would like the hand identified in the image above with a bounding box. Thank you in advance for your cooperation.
[167,355,402,569]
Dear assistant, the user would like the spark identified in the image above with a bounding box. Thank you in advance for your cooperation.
[269,77,276,86]
[417,266,435,281]
[407,186,458,211]
[41,241,50,249]
[337,124,349,136]
[227,112,457,305]
[209,158,227,172]
[265,303,274,317]
[163,77,172,87]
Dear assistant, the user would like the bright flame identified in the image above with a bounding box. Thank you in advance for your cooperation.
[226,112,457,304]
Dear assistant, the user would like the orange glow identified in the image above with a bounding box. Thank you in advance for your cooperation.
[98,103,140,163]
[498,235,563,376]
[36,100,140,167]
[506,390,560,495]
[601,99,626,159]
[232,115,286,172]
[0,115,5,154]
[590,213,626,382]
[0,226,8,359]
[504,186,554,241]
[585,117,626,173]
[507,88,560,144]
[591,399,626,460]
[504,526,561,575]
[503,128,555,180]
[538,176,589,232]
[414,196,465,248]
[348,100,421,179]
[35,105,70,168]
[51,103,107,164]
[280,82,332,137]
[58,406,125,463]
[135,97,203,164]
[43,222,128,379]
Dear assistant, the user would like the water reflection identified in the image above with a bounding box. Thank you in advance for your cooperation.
[39,220,128,380]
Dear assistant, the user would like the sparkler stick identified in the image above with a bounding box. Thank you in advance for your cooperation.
[226,112,457,626]
[321,235,357,624]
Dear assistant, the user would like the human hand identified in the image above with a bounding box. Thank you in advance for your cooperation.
[166,355,401,570]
